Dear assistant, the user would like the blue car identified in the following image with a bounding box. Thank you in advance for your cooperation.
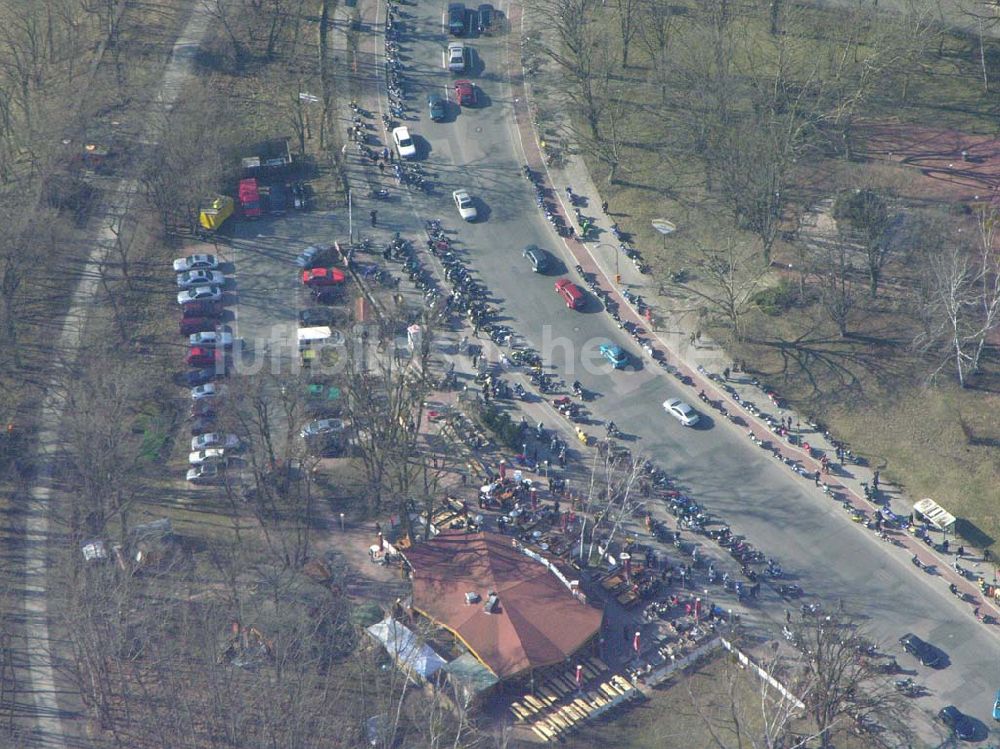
[428,92,446,121]
[599,343,628,369]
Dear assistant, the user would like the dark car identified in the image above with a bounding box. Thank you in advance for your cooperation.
[477,3,494,34]
[299,308,335,327]
[180,299,224,317]
[448,2,466,35]
[186,368,220,387]
[190,401,217,420]
[269,183,288,214]
[180,317,215,336]
[428,92,446,121]
[939,706,976,740]
[190,416,215,436]
[522,245,551,273]
[898,633,942,668]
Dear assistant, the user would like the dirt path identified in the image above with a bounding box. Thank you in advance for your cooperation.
[21,4,212,745]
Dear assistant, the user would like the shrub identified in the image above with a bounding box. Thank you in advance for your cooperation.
[752,278,798,315]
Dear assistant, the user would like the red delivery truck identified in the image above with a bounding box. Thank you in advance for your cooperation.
[238,178,263,219]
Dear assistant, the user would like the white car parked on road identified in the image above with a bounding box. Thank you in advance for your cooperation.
[173,254,219,273]
[392,126,417,158]
[189,331,234,348]
[177,286,223,305]
[191,383,225,400]
[188,448,228,466]
[177,269,225,288]
[447,42,466,72]
[453,189,477,221]
[190,433,241,451]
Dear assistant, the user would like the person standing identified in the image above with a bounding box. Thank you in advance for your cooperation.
[370,209,377,227]
[601,200,609,214]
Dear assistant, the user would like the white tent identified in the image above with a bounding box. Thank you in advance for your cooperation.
[366,617,446,681]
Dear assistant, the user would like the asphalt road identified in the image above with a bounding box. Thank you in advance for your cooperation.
[363,0,1000,739]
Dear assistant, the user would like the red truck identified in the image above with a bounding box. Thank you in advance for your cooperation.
[238,178,263,219]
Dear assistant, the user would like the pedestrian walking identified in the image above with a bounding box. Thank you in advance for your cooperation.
[382,147,389,161]
[378,161,385,173]
[872,470,880,489]
[601,200,609,214]
[370,209,377,227]
[814,470,821,486]
[723,367,730,381]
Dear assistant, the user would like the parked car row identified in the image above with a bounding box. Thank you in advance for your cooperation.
[172,253,236,483]
[447,2,496,37]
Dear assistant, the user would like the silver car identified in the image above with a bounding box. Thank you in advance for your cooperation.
[663,398,700,426]
[177,269,225,288]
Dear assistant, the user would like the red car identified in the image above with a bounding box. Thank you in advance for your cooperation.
[454,80,476,106]
[186,346,221,367]
[302,267,346,286]
[181,299,224,318]
[180,317,215,336]
[554,279,584,310]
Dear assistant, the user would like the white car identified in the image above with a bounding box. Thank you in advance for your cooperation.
[447,42,466,72]
[173,254,218,273]
[189,331,234,348]
[177,269,225,288]
[663,397,700,427]
[188,448,228,466]
[186,463,220,484]
[453,189,477,221]
[191,383,225,400]
[301,418,345,439]
[177,286,223,305]
[190,433,241,451]
[392,126,417,159]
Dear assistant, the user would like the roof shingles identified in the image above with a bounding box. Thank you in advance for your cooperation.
[405,531,603,679]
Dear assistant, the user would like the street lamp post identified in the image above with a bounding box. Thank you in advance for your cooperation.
[594,242,620,286]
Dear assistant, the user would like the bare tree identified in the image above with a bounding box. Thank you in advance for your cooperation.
[832,189,896,299]
[689,641,814,749]
[566,93,628,185]
[538,0,612,139]
[614,0,640,67]
[809,233,857,338]
[915,208,1000,387]
[789,613,912,748]
[671,237,769,340]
